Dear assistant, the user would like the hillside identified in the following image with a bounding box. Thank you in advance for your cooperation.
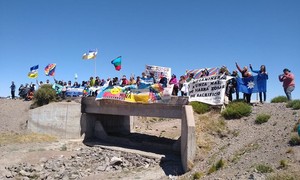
[185,102,300,179]
[0,99,300,179]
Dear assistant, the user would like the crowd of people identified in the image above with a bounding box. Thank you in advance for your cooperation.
[9,64,296,103]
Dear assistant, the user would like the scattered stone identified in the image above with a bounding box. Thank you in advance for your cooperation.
[110,156,123,165]
[19,170,31,177]
[5,146,160,179]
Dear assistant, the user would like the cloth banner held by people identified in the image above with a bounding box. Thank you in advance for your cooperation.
[82,50,97,60]
[96,83,169,103]
[28,65,39,79]
[138,77,156,89]
[111,56,122,71]
[237,75,267,94]
[65,88,84,97]
[188,75,230,105]
[145,65,171,82]
[185,67,219,79]
[45,64,56,76]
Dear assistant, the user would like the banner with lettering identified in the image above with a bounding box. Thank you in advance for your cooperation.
[95,83,173,103]
[188,75,231,105]
[145,65,172,82]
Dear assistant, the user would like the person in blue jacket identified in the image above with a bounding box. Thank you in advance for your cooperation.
[250,64,268,103]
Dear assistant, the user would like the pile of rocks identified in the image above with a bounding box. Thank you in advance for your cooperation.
[5,146,160,179]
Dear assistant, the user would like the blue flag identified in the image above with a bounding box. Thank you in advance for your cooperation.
[30,65,39,71]
[256,74,268,92]
[237,76,258,94]
[237,75,267,94]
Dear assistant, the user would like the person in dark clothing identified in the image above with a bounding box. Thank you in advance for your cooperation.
[149,72,156,84]
[10,81,16,99]
[226,71,239,102]
[159,74,168,87]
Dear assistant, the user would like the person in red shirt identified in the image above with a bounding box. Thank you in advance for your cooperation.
[279,68,295,101]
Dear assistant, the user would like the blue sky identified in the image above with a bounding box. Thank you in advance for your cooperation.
[1,0,299,101]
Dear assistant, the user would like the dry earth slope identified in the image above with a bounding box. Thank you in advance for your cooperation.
[182,102,300,180]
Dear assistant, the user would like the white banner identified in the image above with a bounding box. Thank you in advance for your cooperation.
[188,75,229,105]
[145,65,172,82]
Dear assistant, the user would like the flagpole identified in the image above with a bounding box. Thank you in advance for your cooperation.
[94,49,98,77]
[94,58,96,77]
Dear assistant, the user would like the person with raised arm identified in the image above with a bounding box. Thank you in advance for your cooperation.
[236,62,252,103]
[250,64,268,103]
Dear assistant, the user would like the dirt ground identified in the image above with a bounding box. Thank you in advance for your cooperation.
[0,98,181,179]
[1,98,300,179]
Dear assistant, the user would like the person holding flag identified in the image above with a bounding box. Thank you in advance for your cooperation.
[236,62,253,103]
[250,64,268,103]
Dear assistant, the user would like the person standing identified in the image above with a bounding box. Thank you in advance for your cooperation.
[10,81,16,99]
[178,75,186,96]
[226,70,239,102]
[236,62,252,103]
[169,74,178,96]
[278,68,295,101]
[250,64,268,103]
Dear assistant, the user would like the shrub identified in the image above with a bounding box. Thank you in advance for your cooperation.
[271,96,288,103]
[215,158,225,169]
[221,102,252,119]
[193,172,204,179]
[33,84,57,106]
[255,114,271,124]
[289,135,300,146]
[255,164,273,173]
[286,100,300,110]
[279,159,288,169]
[190,101,210,114]
[208,158,225,174]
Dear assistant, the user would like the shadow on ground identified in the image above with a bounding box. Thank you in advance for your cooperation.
[83,132,184,176]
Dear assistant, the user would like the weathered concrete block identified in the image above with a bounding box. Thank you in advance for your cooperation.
[181,105,196,172]
[29,102,82,139]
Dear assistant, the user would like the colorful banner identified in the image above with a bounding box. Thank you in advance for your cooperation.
[145,65,171,82]
[95,83,173,103]
[188,75,229,105]
[52,83,63,94]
